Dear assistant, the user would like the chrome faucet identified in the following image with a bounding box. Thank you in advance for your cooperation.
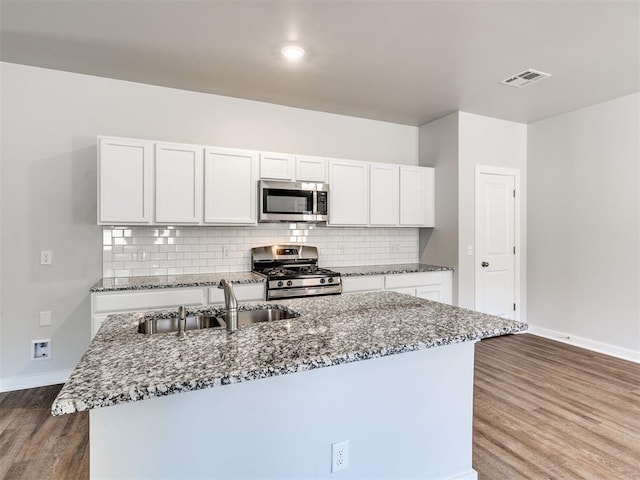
[220,279,238,332]
[177,305,187,337]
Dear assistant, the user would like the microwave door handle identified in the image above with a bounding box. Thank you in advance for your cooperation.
[312,190,318,218]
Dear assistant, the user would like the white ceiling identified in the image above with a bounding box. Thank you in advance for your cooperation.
[1,0,638,126]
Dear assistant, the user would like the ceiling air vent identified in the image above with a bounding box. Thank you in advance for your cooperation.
[500,69,551,88]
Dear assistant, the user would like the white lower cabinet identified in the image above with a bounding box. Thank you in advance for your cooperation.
[341,275,385,293]
[207,283,265,304]
[342,270,452,305]
[386,271,452,304]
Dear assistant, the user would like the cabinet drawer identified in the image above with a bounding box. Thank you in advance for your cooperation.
[342,275,385,293]
[93,288,206,313]
[385,272,442,289]
[208,283,265,304]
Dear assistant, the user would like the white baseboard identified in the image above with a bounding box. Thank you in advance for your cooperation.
[450,470,478,480]
[0,369,72,393]
[528,326,640,364]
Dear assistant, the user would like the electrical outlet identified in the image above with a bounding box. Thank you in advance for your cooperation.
[390,243,400,254]
[137,250,147,261]
[40,250,53,265]
[222,245,231,258]
[40,311,52,326]
[31,339,51,360]
[331,440,349,473]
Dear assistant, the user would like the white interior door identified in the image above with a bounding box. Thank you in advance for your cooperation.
[475,171,517,319]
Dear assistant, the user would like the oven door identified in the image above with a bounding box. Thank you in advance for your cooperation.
[259,180,319,222]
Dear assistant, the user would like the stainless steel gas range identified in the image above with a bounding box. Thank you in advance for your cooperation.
[251,245,342,300]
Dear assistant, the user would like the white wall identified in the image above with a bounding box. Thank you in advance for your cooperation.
[457,113,527,313]
[418,112,527,313]
[527,93,640,360]
[418,112,460,302]
[0,62,419,390]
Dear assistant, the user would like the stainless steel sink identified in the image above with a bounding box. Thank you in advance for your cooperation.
[137,315,224,334]
[137,307,298,334]
[220,308,297,326]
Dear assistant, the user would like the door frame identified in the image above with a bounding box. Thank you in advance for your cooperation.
[474,165,522,321]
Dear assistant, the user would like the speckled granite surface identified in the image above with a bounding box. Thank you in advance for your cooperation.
[90,272,265,292]
[52,291,526,415]
[331,263,453,276]
[90,264,452,293]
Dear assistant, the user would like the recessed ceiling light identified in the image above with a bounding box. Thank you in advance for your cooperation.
[281,45,305,61]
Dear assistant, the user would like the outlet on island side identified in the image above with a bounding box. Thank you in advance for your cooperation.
[331,440,349,473]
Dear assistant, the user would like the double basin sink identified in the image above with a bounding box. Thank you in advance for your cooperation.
[138,307,297,335]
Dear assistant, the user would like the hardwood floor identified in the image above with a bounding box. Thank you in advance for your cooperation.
[474,334,640,480]
[0,334,637,479]
[0,385,88,480]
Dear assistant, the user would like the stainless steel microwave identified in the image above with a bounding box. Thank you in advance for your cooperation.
[259,180,329,222]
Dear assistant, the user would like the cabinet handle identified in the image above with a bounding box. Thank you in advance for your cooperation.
[481,261,489,267]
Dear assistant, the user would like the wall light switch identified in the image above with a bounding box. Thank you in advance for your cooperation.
[467,245,474,256]
[40,250,53,265]
[40,311,52,326]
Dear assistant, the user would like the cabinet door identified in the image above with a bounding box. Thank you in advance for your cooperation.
[400,166,435,227]
[98,137,152,224]
[415,287,441,302]
[328,159,369,225]
[204,147,259,224]
[260,152,295,180]
[370,163,399,226]
[155,143,202,224]
[295,156,327,182]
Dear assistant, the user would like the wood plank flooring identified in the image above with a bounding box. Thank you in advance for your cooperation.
[0,385,88,480]
[474,334,640,480]
[0,333,638,479]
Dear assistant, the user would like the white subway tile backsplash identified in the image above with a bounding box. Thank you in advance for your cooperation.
[102,225,419,277]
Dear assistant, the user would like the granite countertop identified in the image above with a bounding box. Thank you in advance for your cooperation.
[90,271,265,292]
[52,291,526,415]
[90,264,452,293]
[331,263,453,276]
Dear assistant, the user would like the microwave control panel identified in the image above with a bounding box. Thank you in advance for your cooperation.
[317,191,328,215]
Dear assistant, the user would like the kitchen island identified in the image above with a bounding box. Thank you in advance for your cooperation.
[53,291,526,479]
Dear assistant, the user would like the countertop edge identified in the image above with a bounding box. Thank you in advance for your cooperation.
[89,264,453,292]
[51,321,526,416]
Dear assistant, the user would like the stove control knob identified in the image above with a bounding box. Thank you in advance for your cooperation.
[320,278,326,284]
[328,277,334,283]
[277,281,283,287]
[286,280,293,287]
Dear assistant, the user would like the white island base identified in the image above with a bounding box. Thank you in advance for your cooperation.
[90,341,478,479]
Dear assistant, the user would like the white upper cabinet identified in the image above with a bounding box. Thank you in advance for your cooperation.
[259,152,295,180]
[260,152,327,182]
[295,155,327,182]
[204,147,259,225]
[98,136,152,224]
[328,159,369,225]
[400,166,435,227]
[154,143,203,224]
[370,163,399,226]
